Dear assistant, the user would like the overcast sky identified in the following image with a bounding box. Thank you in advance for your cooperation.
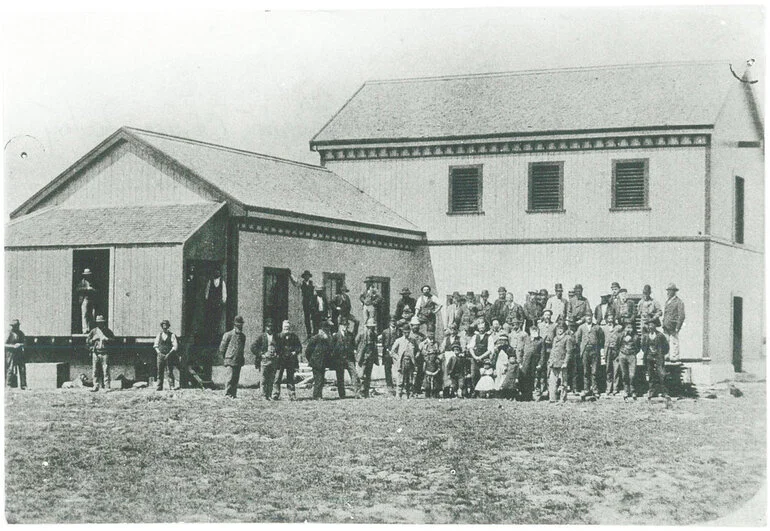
[2,6,764,215]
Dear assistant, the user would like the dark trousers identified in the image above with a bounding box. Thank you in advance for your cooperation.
[335,360,360,398]
[312,367,326,399]
[303,304,314,337]
[156,353,178,390]
[399,367,414,397]
[581,346,600,395]
[536,348,550,394]
[5,349,26,388]
[646,352,668,397]
[261,360,277,399]
[424,373,441,398]
[273,365,296,399]
[605,348,621,394]
[383,354,395,393]
[225,365,241,397]
[413,358,425,394]
[360,358,377,397]
[618,354,637,397]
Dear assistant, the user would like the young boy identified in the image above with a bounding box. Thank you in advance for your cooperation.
[422,338,442,398]
[456,347,474,398]
[441,343,460,398]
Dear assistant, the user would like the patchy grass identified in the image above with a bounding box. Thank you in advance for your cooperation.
[5,382,766,524]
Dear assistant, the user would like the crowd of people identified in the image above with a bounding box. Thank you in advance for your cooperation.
[5,279,686,403]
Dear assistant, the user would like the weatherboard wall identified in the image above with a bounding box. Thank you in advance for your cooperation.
[324,145,707,242]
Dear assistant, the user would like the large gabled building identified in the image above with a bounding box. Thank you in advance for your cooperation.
[310,61,765,383]
[6,127,434,372]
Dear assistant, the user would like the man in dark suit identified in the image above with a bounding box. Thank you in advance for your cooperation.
[332,318,360,398]
[299,270,315,338]
[5,319,26,389]
[250,318,277,400]
[332,284,359,336]
[312,287,329,337]
[272,320,303,401]
[357,318,379,397]
[219,315,246,398]
[395,287,417,322]
[306,320,334,399]
[641,320,670,399]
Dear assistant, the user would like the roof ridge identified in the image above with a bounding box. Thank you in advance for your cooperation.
[364,60,728,85]
[123,126,331,173]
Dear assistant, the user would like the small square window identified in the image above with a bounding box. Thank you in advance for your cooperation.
[448,165,483,214]
[612,159,649,209]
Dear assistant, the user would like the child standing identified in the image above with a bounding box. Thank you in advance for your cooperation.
[475,359,496,398]
[423,341,441,398]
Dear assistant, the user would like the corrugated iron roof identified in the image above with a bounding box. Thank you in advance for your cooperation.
[6,203,224,248]
[311,62,735,145]
[126,128,419,233]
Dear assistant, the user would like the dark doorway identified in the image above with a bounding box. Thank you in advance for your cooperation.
[72,249,110,334]
[264,267,290,330]
[323,272,346,302]
[369,276,391,332]
[184,260,224,341]
[733,296,743,372]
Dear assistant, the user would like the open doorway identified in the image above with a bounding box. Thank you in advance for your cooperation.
[368,276,391,332]
[184,260,225,342]
[263,267,290,330]
[733,296,743,373]
[72,249,110,334]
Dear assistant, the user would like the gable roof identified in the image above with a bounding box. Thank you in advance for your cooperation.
[11,127,420,236]
[6,203,224,248]
[310,62,741,146]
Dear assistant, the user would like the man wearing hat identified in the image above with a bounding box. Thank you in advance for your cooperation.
[615,289,637,327]
[299,270,316,339]
[489,287,508,326]
[608,282,622,317]
[360,278,383,332]
[415,285,442,337]
[566,284,592,330]
[312,287,330,338]
[395,288,417,323]
[445,292,461,330]
[273,320,303,400]
[576,314,604,398]
[153,319,180,391]
[5,319,26,389]
[332,317,360,398]
[379,315,401,395]
[219,315,246,398]
[548,323,574,402]
[523,291,542,331]
[306,319,334,399]
[476,289,493,325]
[332,283,358,335]
[77,268,98,334]
[594,294,612,325]
[637,285,662,327]
[545,283,568,324]
[87,315,116,391]
[250,318,278,400]
[641,320,670,399]
[357,318,380,397]
[391,324,420,398]
[456,293,476,338]
[662,283,685,362]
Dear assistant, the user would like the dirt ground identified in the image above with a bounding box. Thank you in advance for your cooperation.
[4,380,766,524]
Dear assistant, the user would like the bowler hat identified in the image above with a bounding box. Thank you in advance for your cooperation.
[95,315,106,323]
[480,289,489,297]
[611,281,620,289]
[498,286,507,293]
[666,283,679,291]
[643,284,652,294]
[160,319,170,327]
[400,287,412,295]
[365,318,376,327]
[234,315,244,324]
[574,284,583,291]
[452,291,461,298]
[538,289,548,296]
[82,268,93,276]
[301,270,312,279]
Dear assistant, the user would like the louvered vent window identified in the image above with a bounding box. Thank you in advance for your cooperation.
[449,165,482,214]
[528,162,563,212]
[612,160,648,209]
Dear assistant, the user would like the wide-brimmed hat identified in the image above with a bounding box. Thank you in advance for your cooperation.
[400,287,412,295]
[666,283,679,291]
[365,318,377,328]
[611,282,621,289]
[234,315,244,324]
[82,268,93,276]
[95,315,106,323]
[301,270,312,279]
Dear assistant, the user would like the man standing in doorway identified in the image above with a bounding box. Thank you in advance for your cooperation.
[273,320,303,400]
[299,270,316,339]
[662,283,685,362]
[312,287,329,336]
[360,278,383,331]
[77,268,97,334]
[204,268,227,345]
[87,315,115,392]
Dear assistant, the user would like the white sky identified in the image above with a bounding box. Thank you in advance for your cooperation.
[2,5,765,215]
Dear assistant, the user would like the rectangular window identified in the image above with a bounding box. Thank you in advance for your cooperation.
[528,162,564,212]
[448,165,483,214]
[612,159,649,209]
[735,176,745,244]
[322,272,346,302]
